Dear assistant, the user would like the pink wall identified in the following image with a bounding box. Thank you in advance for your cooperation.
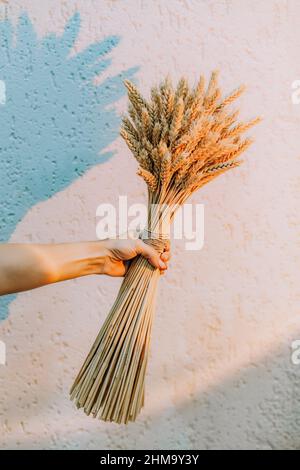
[0,0,299,449]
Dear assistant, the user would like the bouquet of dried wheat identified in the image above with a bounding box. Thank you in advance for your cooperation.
[70,71,260,423]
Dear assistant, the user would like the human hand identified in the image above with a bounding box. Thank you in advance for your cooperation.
[101,235,171,277]
[0,238,170,296]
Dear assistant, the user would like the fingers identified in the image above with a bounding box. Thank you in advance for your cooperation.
[160,247,171,275]
[136,240,166,270]
[136,239,172,272]
[161,250,170,263]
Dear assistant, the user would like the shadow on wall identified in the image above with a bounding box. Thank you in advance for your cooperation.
[1,342,300,449]
[0,12,138,320]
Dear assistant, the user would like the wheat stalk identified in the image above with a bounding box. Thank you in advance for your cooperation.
[70,72,260,423]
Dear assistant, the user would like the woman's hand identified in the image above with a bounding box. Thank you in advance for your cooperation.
[102,237,171,277]
[0,236,171,295]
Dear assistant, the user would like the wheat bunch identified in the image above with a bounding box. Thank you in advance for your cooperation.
[70,72,260,423]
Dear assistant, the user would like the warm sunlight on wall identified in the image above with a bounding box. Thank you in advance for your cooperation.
[0,0,299,450]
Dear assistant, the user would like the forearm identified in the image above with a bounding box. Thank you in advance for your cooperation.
[0,242,108,295]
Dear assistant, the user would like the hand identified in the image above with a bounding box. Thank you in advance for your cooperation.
[0,237,171,296]
[102,236,171,277]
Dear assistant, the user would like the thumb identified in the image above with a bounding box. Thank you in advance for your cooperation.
[136,240,166,270]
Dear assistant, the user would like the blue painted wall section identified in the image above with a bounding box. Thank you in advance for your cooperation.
[0,13,138,320]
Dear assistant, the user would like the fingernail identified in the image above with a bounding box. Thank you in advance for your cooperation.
[159,260,166,269]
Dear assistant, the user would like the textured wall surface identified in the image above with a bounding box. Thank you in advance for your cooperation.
[0,0,300,450]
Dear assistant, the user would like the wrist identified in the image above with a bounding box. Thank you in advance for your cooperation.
[83,240,110,276]
[48,241,109,282]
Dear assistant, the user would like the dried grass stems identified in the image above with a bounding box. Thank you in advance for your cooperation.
[70,72,260,424]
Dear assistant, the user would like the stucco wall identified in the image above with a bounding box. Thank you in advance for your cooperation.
[0,0,300,450]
